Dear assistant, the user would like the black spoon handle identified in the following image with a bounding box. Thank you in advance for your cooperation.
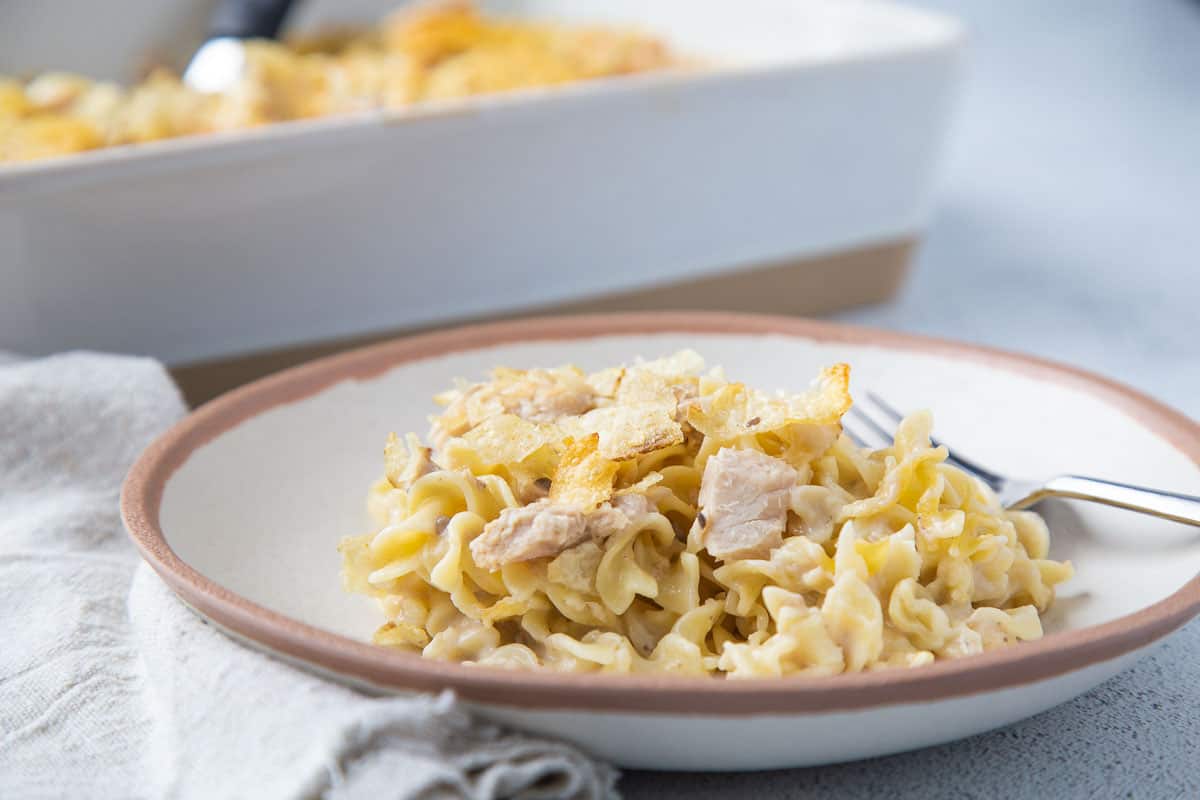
[208,0,299,40]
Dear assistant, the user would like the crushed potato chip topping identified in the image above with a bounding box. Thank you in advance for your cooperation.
[424,349,850,504]
[549,435,620,510]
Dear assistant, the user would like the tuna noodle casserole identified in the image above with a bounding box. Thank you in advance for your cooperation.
[339,353,1073,677]
[0,2,676,163]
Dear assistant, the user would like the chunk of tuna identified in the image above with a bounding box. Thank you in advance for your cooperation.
[547,540,604,593]
[697,448,798,561]
[611,492,652,520]
[584,504,629,541]
[584,493,652,540]
[470,500,588,570]
[470,490,661,571]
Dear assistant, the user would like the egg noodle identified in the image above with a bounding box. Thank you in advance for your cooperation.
[339,352,1073,677]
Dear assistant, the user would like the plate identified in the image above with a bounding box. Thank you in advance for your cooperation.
[121,312,1200,770]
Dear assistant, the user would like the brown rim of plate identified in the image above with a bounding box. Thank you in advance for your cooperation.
[120,311,1200,715]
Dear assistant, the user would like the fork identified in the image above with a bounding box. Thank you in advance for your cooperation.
[843,391,1200,527]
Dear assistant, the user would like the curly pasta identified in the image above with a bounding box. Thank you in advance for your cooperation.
[339,352,1073,676]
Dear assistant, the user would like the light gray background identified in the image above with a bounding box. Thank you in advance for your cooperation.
[623,0,1200,796]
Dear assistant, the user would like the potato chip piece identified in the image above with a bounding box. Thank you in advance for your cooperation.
[787,364,852,425]
[687,364,852,441]
[613,370,674,407]
[586,367,625,398]
[446,414,555,468]
[686,382,774,439]
[429,378,476,442]
[558,403,683,461]
[430,365,595,444]
[635,350,706,378]
[549,434,619,510]
[384,431,407,485]
[697,369,729,397]
[587,351,704,404]
[384,432,435,488]
[613,350,705,407]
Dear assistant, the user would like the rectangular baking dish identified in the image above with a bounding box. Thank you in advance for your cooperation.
[0,0,963,367]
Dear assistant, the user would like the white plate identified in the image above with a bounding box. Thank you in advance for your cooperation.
[122,312,1200,770]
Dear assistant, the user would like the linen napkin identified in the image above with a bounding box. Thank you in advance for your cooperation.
[0,352,618,800]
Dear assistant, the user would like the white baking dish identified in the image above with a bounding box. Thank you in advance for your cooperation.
[0,0,963,365]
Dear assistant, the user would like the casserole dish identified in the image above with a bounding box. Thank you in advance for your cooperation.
[1,0,962,368]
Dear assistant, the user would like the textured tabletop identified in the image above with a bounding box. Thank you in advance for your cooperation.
[623,1,1200,796]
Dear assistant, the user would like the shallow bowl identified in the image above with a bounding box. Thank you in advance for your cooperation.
[121,312,1200,770]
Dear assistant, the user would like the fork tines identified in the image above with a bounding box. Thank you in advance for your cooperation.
[843,391,1004,489]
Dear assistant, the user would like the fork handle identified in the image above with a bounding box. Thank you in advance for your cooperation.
[1037,475,1200,527]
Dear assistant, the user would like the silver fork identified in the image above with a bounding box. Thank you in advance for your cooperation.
[844,391,1200,527]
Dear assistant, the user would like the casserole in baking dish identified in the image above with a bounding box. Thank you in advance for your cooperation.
[0,0,963,375]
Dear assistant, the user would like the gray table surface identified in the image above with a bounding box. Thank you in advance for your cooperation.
[622,0,1200,796]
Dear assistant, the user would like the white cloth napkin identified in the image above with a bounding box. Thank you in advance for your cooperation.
[0,353,617,800]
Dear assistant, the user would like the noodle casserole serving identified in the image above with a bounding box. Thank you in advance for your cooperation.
[339,352,1073,677]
